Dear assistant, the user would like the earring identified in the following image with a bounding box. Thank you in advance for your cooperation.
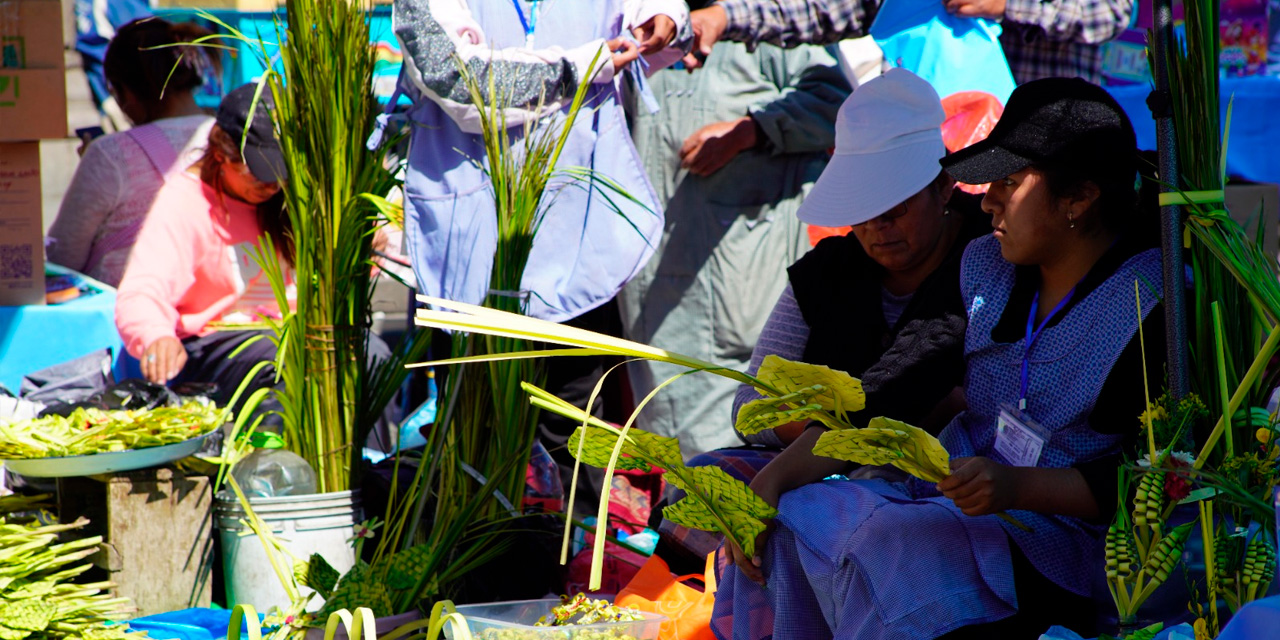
[942,208,951,217]
[1068,215,1076,229]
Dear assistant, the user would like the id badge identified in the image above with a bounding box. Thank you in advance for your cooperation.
[995,404,1050,467]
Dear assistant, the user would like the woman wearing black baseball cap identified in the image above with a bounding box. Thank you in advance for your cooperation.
[713,77,1166,639]
[116,83,292,416]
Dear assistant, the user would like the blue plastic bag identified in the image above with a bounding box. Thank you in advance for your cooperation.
[870,0,1016,104]
[1036,622,1196,640]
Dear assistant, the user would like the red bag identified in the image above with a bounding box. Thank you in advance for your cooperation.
[615,553,718,640]
[941,91,1004,195]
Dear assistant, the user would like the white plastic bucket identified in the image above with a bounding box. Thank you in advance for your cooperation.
[215,490,361,612]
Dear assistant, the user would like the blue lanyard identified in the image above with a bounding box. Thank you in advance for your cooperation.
[1019,287,1077,411]
[510,0,540,41]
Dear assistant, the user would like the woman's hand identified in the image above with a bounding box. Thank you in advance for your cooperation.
[682,5,728,70]
[679,116,758,177]
[937,456,1019,516]
[141,336,187,384]
[606,37,641,72]
[724,476,780,586]
[632,14,677,55]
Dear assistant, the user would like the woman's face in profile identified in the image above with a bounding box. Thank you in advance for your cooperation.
[220,158,282,205]
[981,168,1062,265]
[851,180,952,274]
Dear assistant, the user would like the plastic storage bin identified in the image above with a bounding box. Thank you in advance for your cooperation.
[447,599,664,640]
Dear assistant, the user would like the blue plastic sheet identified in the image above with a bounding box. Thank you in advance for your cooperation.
[870,0,1015,103]
[1037,622,1195,640]
[0,271,125,393]
[1217,596,1280,640]
[127,608,264,640]
[1107,76,1280,185]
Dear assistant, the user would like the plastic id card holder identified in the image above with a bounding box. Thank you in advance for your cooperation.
[995,404,1050,467]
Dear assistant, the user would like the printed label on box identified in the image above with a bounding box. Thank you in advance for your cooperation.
[0,142,45,305]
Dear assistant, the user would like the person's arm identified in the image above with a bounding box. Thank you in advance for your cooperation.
[624,0,693,72]
[1076,302,1167,520]
[733,284,811,447]
[394,0,636,133]
[115,199,199,363]
[717,0,876,49]
[1001,0,1134,44]
[939,458,1103,519]
[45,138,125,273]
[748,45,851,155]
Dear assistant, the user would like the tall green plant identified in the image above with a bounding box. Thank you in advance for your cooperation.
[247,0,430,493]
[1154,0,1263,429]
[366,52,642,607]
[1151,0,1280,621]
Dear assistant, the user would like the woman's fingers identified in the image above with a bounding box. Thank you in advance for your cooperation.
[608,38,640,71]
[632,15,676,54]
[726,536,766,585]
[165,342,188,382]
[936,456,978,492]
[142,337,187,384]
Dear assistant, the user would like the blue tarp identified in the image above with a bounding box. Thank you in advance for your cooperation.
[1108,77,1280,186]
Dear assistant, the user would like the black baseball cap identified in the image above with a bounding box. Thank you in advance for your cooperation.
[216,82,286,184]
[941,77,1137,186]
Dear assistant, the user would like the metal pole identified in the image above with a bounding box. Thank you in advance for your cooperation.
[1149,0,1191,398]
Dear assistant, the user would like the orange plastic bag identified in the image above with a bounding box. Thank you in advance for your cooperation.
[941,91,1004,195]
[615,553,718,640]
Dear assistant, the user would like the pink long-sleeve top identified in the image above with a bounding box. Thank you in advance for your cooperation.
[115,170,262,358]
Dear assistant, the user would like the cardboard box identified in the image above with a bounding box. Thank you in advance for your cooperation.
[0,0,67,141]
[0,69,67,140]
[0,141,44,306]
[0,1,63,68]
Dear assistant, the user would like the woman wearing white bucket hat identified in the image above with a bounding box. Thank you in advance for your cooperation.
[730,68,990,448]
[647,68,991,573]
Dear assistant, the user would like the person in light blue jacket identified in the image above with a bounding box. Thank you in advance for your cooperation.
[393,0,690,508]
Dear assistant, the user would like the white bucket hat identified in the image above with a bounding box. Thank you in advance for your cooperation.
[797,68,946,227]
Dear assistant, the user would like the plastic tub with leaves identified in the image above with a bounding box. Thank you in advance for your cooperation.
[445,598,663,640]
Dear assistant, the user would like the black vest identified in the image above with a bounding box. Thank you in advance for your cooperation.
[786,194,989,430]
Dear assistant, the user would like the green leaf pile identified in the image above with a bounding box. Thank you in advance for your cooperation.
[294,553,340,599]
[663,466,776,555]
[314,544,436,620]
[0,496,141,640]
[0,403,222,459]
[566,423,777,558]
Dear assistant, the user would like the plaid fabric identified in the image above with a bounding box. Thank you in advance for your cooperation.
[719,0,1134,84]
[1000,0,1134,84]
[656,447,780,559]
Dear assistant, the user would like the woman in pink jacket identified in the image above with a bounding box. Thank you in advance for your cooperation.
[115,83,291,409]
